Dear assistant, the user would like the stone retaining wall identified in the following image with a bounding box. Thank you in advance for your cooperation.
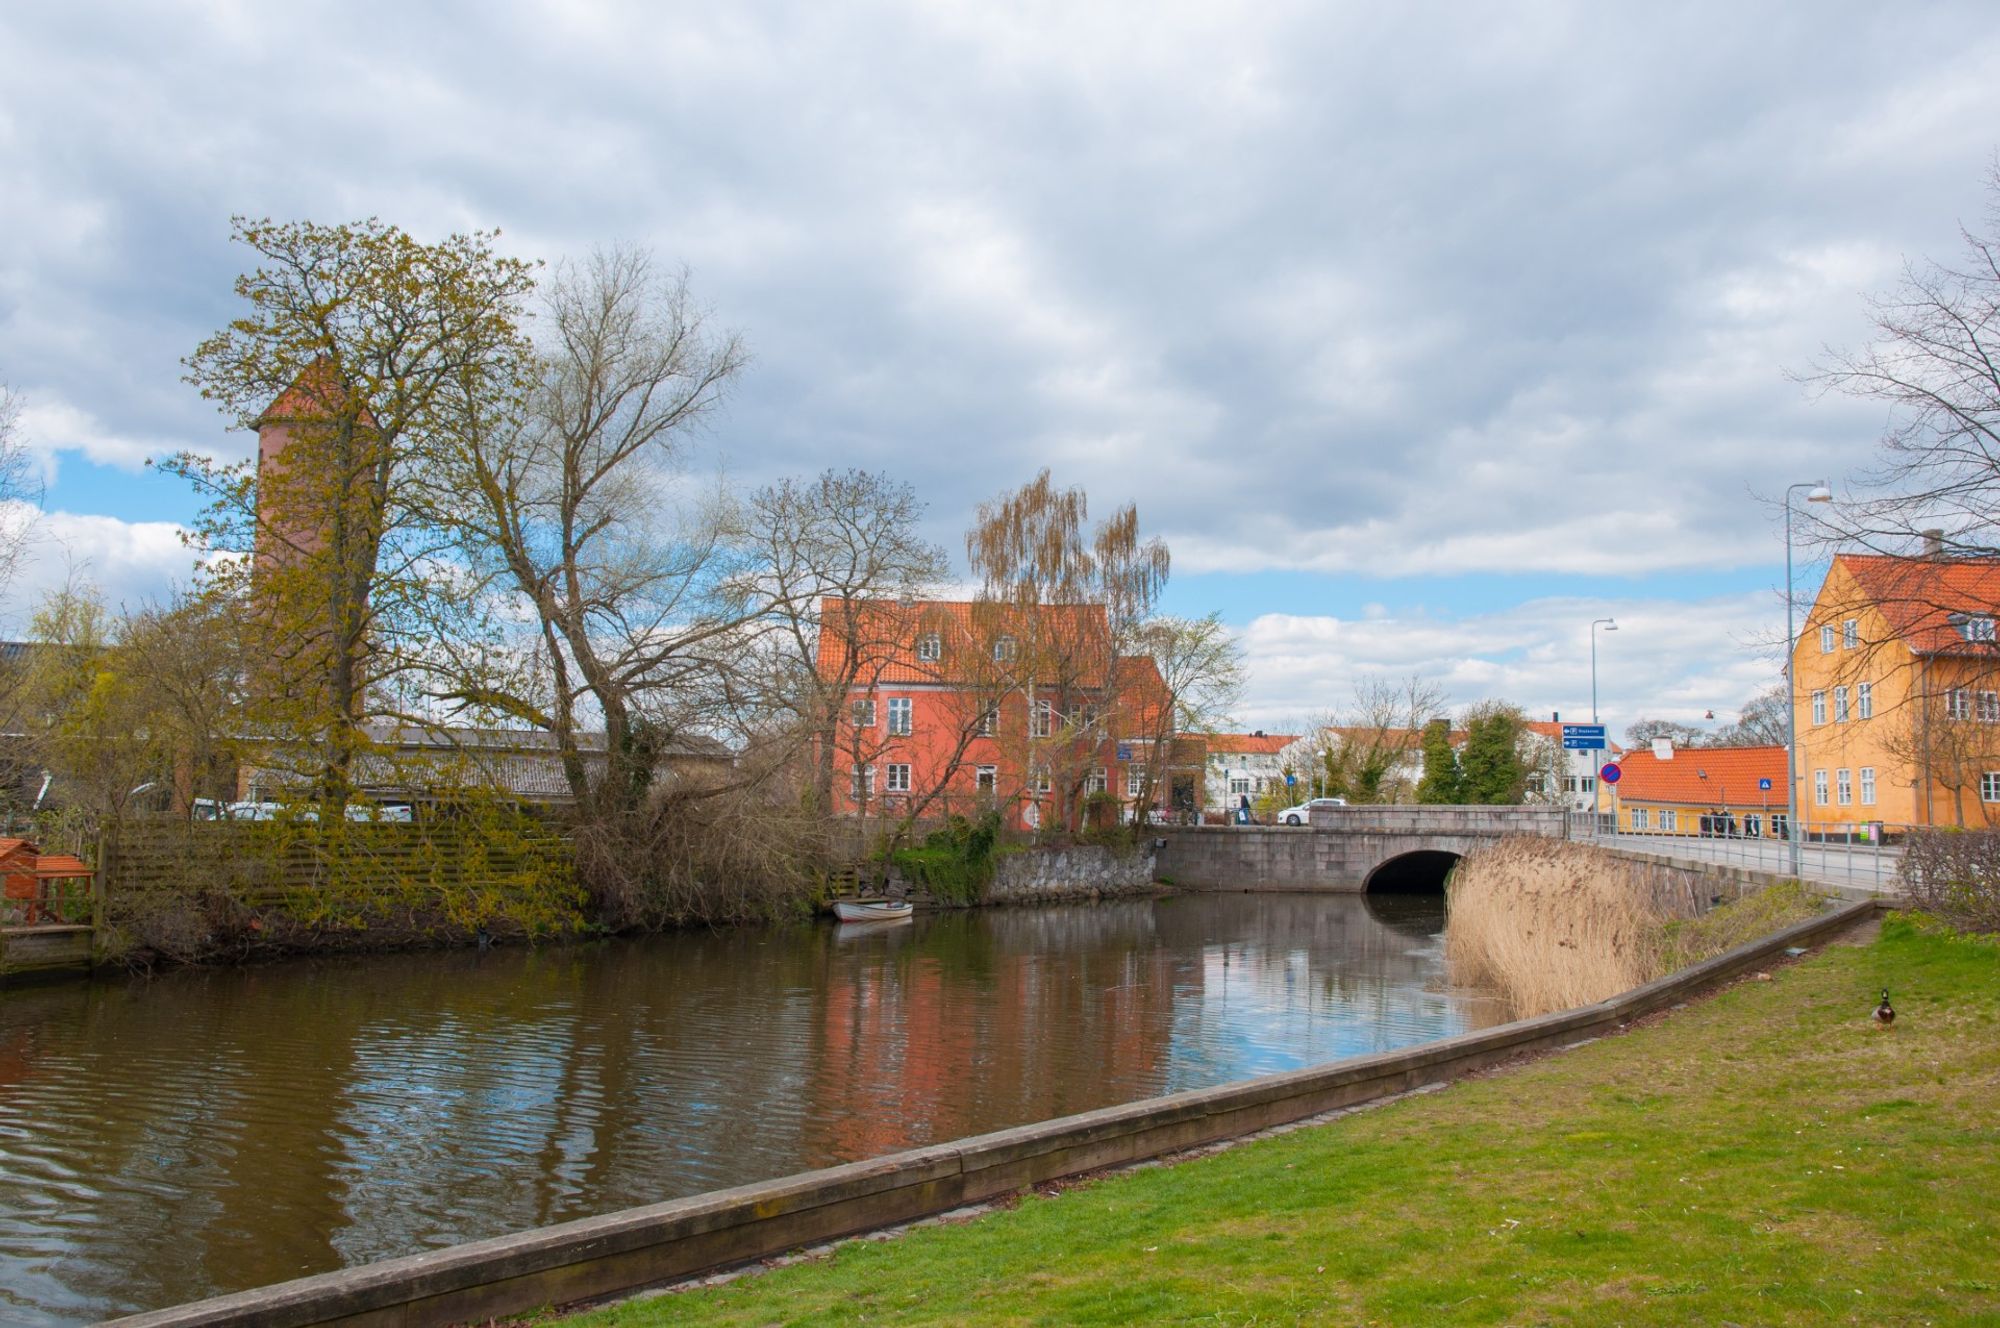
[110,895,1885,1328]
[986,844,1158,904]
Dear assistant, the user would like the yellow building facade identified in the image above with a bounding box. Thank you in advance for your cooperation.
[1793,553,2000,831]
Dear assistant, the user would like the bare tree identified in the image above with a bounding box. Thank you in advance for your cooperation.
[0,385,40,598]
[1128,613,1243,822]
[1297,675,1448,804]
[1714,685,1789,747]
[433,245,749,814]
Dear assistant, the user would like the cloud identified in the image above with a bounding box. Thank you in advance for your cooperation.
[1234,591,1783,741]
[2,508,195,631]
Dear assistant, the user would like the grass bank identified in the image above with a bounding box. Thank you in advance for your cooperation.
[567,915,1999,1327]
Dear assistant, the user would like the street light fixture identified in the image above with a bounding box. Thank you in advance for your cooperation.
[1784,479,1834,874]
[1590,618,1618,723]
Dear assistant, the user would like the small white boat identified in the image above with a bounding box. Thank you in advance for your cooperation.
[832,898,914,923]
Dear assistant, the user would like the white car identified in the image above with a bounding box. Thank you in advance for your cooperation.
[1277,797,1346,825]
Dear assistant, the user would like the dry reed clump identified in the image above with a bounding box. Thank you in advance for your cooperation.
[1446,837,1669,1019]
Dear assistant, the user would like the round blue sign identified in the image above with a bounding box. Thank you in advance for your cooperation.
[1600,762,1622,785]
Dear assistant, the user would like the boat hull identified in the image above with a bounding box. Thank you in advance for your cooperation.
[832,899,914,923]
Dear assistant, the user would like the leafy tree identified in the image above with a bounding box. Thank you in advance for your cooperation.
[165,217,537,803]
[1414,719,1465,804]
[0,384,39,596]
[1459,702,1528,804]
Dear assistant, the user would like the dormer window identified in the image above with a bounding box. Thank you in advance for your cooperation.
[993,635,1017,662]
[915,633,942,662]
[1954,614,1997,643]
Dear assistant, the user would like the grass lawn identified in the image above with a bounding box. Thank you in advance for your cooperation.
[574,916,2000,1327]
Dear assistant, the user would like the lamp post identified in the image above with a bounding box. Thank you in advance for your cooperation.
[1590,618,1618,722]
[1784,480,1834,875]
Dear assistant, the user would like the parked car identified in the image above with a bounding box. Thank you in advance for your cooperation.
[1276,797,1346,826]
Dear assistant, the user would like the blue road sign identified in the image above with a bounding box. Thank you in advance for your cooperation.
[1562,723,1608,750]
[1116,744,1132,761]
[1286,772,1296,786]
[1600,762,1622,784]
[1758,777,1773,791]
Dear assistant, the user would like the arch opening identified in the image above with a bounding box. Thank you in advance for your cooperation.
[1363,849,1461,895]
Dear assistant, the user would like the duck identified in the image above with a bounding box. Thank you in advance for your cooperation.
[1872,988,1895,1028]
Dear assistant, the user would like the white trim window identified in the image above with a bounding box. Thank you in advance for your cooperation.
[1032,768,1053,795]
[1859,766,1876,805]
[1228,776,1251,796]
[915,633,942,663]
[1819,624,1836,653]
[1631,808,1650,830]
[1858,682,1873,719]
[1842,618,1859,649]
[1030,700,1056,738]
[1983,771,2000,803]
[887,697,913,736]
[976,707,997,737]
[993,635,1017,662]
[1126,768,1145,797]
[1981,691,2000,723]
[1088,768,1109,794]
[1814,769,1829,806]
[1948,688,1974,721]
[885,763,911,793]
[1660,809,1678,832]
[1834,686,1849,722]
[1957,615,1997,643]
[974,765,997,792]
[851,698,877,728]
[849,766,876,799]
[1836,768,1853,806]
[1811,690,1826,725]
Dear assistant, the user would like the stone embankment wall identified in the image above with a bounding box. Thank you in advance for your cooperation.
[985,844,1158,905]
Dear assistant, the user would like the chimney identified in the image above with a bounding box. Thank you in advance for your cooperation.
[1652,737,1675,760]
[1253,729,1264,738]
[1923,528,1945,558]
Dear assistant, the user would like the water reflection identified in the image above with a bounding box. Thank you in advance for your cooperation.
[0,893,1504,1324]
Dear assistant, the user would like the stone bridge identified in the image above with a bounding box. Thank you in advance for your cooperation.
[1153,805,1570,894]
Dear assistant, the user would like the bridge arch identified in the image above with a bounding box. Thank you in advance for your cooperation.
[1362,848,1461,895]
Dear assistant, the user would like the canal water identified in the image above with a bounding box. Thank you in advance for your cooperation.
[0,891,1505,1324]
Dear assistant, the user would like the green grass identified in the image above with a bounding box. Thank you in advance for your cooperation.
[575,916,2000,1327]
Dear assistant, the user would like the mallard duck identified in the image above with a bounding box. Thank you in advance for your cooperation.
[1872,988,1895,1028]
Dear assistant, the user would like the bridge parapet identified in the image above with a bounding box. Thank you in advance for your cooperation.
[1307,804,1568,836]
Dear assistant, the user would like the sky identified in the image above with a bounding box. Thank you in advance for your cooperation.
[2,1,1997,742]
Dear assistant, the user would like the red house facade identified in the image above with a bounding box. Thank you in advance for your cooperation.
[815,598,1189,831]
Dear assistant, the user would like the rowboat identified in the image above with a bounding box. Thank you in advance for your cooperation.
[832,898,914,923]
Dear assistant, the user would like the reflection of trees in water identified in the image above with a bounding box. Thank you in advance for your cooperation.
[0,895,1509,1325]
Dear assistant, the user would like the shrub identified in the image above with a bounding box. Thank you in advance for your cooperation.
[1898,828,2000,934]
[889,811,1000,906]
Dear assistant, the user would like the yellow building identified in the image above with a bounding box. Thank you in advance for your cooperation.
[1793,551,2000,831]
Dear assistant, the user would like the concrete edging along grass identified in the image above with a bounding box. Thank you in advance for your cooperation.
[108,894,1887,1328]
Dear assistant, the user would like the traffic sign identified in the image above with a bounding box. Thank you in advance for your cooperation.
[1599,762,1622,784]
[1286,773,1297,787]
[1758,777,1772,791]
[1562,723,1608,750]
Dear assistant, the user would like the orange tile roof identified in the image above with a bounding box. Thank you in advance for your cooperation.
[1207,732,1299,755]
[1610,745,1787,807]
[1833,554,2000,656]
[0,837,37,859]
[31,854,92,879]
[815,598,1116,685]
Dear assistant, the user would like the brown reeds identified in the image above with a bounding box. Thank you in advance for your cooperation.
[1445,837,1669,1018]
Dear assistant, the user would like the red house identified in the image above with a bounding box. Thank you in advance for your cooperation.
[815,598,1183,831]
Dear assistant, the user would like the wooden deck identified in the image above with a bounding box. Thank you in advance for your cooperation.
[0,924,96,982]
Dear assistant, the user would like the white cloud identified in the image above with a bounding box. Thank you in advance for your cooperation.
[2,509,196,631]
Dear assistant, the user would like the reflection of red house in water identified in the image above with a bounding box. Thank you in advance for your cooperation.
[0,838,94,926]
[816,598,1197,831]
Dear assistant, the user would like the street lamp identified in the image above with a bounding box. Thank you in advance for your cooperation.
[1784,479,1834,874]
[1590,618,1618,722]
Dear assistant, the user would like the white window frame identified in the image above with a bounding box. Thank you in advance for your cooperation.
[1088,767,1108,794]
[1836,768,1852,806]
[1030,700,1056,739]
[1032,767,1052,795]
[851,698,877,728]
[1811,690,1826,725]
[1842,618,1859,649]
[976,707,997,738]
[887,697,913,736]
[915,633,942,663]
[1960,615,1997,643]
[1981,691,2000,723]
[1857,682,1873,720]
[1949,688,1973,721]
[885,763,911,793]
[1228,776,1251,796]
[1859,766,1876,805]
[1660,809,1678,832]
[1631,807,1650,830]
[1126,768,1145,798]
[993,635,1017,662]
[1984,771,2000,804]
[1834,685,1849,723]
[1819,624,1835,653]
[849,766,876,799]
[1814,769,1829,806]
[974,765,997,792]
